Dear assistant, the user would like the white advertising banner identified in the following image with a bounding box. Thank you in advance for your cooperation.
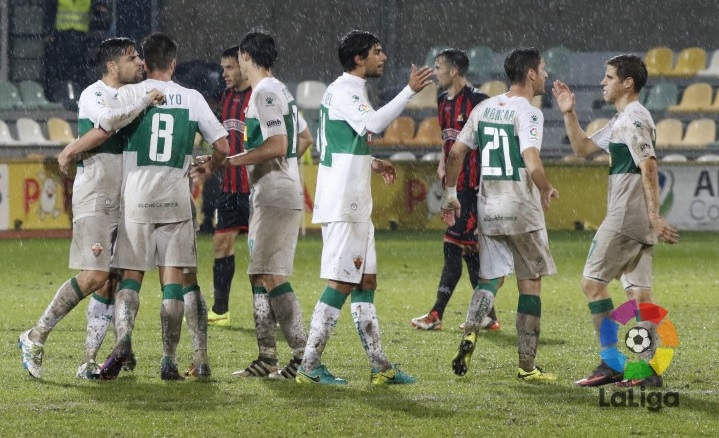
[0,164,9,230]
[660,165,719,231]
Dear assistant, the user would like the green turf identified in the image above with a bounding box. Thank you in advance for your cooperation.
[1,231,718,436]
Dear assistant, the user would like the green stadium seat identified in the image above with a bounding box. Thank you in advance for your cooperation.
[0,80,25,110]
[18,80,64,110]
[544,46,571,77]
[644,82,678,113]
[666,47,706,78]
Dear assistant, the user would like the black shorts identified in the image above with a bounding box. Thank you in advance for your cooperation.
[444,188,478,246]
[215,192,250,234]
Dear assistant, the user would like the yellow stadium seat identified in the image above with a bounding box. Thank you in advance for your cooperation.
[479,80,507,97]
[666,47,707,78]
[406,117,442,147]
[655,118,684,149]
[47,117,75,145]
[645,47,673,77]
[677,118,716,148]
[667,82,713,113]
[585,118,609,137]
[703,88,719,112]
[406,82,437,110]
[371,116,416,146]
[697,49,719,77]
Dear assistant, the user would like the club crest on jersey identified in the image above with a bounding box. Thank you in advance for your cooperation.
[91,243,104,257]
[456,114,464,122]
[353,255,364,270]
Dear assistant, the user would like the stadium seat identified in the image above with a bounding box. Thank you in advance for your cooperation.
[468,46,495,76]
[661,153,688,162]
[406,117,442,146]
[645,47,674,77]
[18,80,64,110]
[0,80,25,110]
[544,46,571,77]
[702,88,719,112]
[593,154,611,164]
[47,117,75,145]
[655,118,684,148]
[16,117,60,146]
[585,118,609,136]
[295,80,327,110]
[406,82,437,110]
[389,151,417,161]
[697,49,719,77]
[424,46,450,68]
[677,118,716,148]
[667,82,713,113]
[696,153,719,162]
[371,116,416,146]
[421,152,441,161]
[479,80,507,97]
[561,154,585,163]
[666,47,707,78]
[643,82,679,113]
[0,120,21,145]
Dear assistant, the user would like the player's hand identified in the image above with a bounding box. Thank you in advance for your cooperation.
[441,195,460,226]
[57,149,72,175]
[371,158,396,184]
[408,64,434,93]
[191,156,212,185]
[147,89,165,106]
[541,186,559,210]
[551,80,575,114]
[650,214,679,244]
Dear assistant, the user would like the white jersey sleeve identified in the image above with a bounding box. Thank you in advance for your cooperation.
[590,117,613,152]
[516,105,543,152]
[326,83,374,135]
[192,89,228,144]
[97,83,153,132]
[618,104,656,165]
[253,87,289,139]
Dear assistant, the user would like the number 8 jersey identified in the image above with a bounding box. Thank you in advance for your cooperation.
[457,94,546,236]
[118,79,228,223]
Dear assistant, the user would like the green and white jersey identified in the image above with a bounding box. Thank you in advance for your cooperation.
[457,94,546,236]
[118,79,228,223]
[244,77,304,210]
[313,73,374,223]
[590,101,657,244]
[73,80,125,221]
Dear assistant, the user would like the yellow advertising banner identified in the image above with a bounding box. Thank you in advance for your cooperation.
[6,160,73,230]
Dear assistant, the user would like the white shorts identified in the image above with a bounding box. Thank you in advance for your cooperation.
[113,218,197,272]
[69,214,118,271]
[320,221,377,284]
[479,229,556,280]
[247,205,301,276]
[583,226,653,288]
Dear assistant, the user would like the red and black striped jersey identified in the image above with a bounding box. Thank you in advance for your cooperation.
[219,86,252,194]
[438,85,488,190]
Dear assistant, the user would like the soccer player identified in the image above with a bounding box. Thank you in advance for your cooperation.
[552,55,679,387]
[98,33,229,381]
[295,30,432,385]
[442,47,558,381]
[410,48,500,332]
[18,37,163,379]
[206,45,252,328]
[193,29,312,380]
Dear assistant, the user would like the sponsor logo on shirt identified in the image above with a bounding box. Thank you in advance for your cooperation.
[357,104,370,114]
[352,94,360,102]
[456,114,465,122]
[531,114,538,123]
[634,120,642,129]
[223,118,245,132]
[138,203,179,208]
[265,97,274,105]
[266,119,282,127]
[640,143,651,152]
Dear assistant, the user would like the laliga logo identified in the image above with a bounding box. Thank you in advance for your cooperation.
[598,300,679,380]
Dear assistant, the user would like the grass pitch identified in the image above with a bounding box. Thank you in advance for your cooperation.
[1,230,718,437]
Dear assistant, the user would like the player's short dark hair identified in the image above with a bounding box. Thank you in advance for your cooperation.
[141,33,177,71]
[338,30,381,72]
[436,48,469,77]
[607,54,648,93]
[222,45,239,60]
[239,29,277,69]
[504,47,542,84]
[97,37,137,74]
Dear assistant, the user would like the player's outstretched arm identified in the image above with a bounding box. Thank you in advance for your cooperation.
[552,80,601,157]
[98,88,165,132]
[523,147,559,210]
[639,158,679,244]
[297,127,314,159]
[227,134,288,168]
[57,128,112,174]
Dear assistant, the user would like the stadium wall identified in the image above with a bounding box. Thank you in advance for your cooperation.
[158,0,719,86]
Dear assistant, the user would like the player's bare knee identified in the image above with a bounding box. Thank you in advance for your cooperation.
[625,286,654,303]
[360,275,377,291]
[77,270,110,295]
[581,277,607,301]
